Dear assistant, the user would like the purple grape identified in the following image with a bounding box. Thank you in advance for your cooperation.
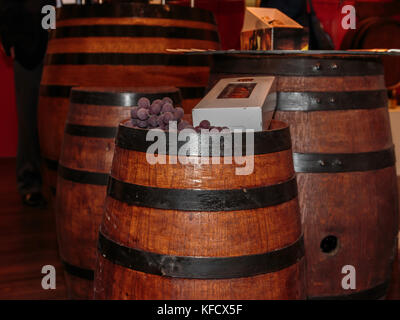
[137,108,149,120]
[150,102,162,115]
[161,103,174,114]
[157,114,165,126]
[138,97,150,109]
[210,127,221,133]
[152,99,162,106]
[199,120,211,129]
[178,120,190,131]
[194,126,201,133]
[130,107,139,119]
[126,119,137,127]
[162,97,173,105]
[137,120,148,128]
[163,112,174,124]
[173,107,184,121]
[148,115,158,128]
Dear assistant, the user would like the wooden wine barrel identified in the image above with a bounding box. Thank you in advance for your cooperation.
[341,17,400,89]
[94,120,306,300]
[208,51,399,300]
[56,86,182,299]
[38,2,220,198]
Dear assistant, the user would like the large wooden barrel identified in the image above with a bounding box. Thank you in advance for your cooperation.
[38,2,220,198]
[56,86,182,299]
[208,51,399,300]
[94,120,306,300]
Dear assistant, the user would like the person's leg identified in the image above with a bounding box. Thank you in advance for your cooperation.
[14,59,44,202]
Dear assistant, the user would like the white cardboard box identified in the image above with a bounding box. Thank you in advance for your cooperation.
[192,76,277,131]
[241,7,308,50]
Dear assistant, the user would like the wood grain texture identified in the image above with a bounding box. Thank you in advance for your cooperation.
[297,168,398,297]
[47,38,219,54]
[101,197,302,257]
[38,96,69,162]
[275,108,392,153]
[57,180,107,269]
[63,274,93,300]
[111,148,295,189]
[41,66,210,90]
[95,256,305,300]
[94,121,306,300]
[56,17,218,30]
[210,75,386,93]
[277,75,386,92]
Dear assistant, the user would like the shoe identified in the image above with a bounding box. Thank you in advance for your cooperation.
[22,192,47,208]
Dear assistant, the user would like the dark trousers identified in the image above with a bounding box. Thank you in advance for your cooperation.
[14,59,43,195]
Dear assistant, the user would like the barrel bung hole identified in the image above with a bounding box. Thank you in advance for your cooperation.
[320,235,339,254]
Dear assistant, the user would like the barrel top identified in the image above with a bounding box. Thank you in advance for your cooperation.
[70,86,182,106]
[187,50,400,58]
[57,3,216,25]
[205,50,388,76]
[72,86,180,94]
[116,119,292,155]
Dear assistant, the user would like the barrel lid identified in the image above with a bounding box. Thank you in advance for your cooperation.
[204,50,389,76]
[185,49,400,58]
[70,86,182,107]
[116,119,292,156]
[57,3,216,25]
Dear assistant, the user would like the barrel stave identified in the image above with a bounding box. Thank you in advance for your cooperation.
[276,108,393,153]
[298,168,398,298]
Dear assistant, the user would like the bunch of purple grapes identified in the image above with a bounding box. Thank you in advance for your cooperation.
[128,97,192,131]
[194,120,229,133]
[128,97,229,133]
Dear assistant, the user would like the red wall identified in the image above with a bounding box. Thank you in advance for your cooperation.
[169,0,245,49]
[0,51,18,158]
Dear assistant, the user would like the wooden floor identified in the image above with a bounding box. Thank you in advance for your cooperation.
[0,157,398,300]
[0,158,67,299]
